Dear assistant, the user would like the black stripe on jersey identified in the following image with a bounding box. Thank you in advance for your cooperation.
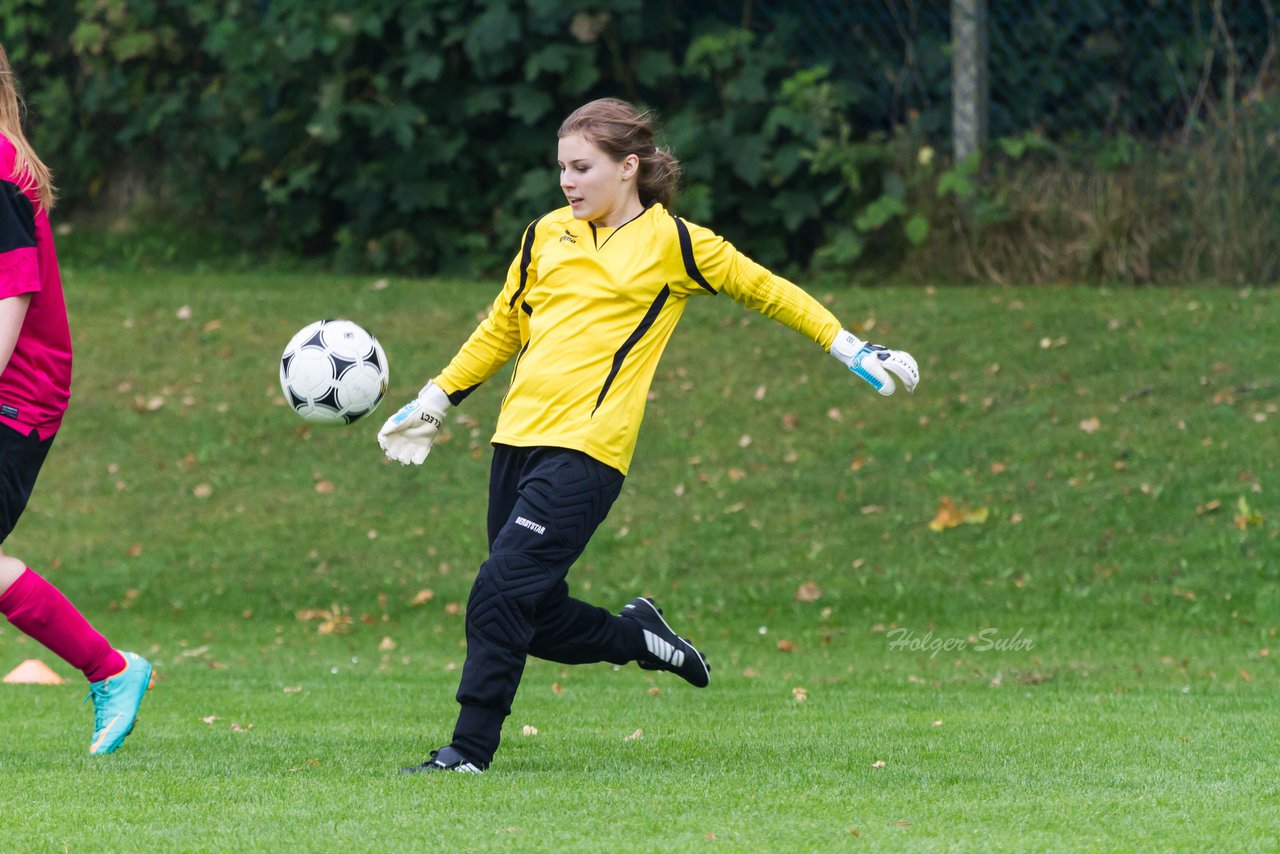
[446,384,481,406]
[460,297,533,407]
[503,339,532,407]
[509,214,546,308]
[589,209,645,250]
[592,285,671,416]
[0,179,37,255]
[671,216,717,295]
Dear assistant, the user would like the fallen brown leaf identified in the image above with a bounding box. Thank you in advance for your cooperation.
[794,580,823,602]
[929,497,990,532]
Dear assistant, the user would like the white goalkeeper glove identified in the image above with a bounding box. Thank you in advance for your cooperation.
[377,380,452,466]
[830,329,919,396]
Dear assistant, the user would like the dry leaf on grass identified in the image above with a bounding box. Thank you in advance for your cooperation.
[928,496,990,532]
[1196,499,1222,515]
[1235,496,1263,530]
[296,605,353,635]
[794,581,823,602]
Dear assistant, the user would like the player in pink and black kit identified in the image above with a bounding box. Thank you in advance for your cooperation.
[0,43,153,754]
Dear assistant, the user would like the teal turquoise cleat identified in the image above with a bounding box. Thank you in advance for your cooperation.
[87,651,154,755]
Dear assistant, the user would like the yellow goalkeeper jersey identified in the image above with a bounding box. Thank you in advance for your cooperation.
[435,203,842,474]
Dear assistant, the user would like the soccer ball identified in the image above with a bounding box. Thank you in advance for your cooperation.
[279,319,388,425]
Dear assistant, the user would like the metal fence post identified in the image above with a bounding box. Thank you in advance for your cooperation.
[951,0,989,163]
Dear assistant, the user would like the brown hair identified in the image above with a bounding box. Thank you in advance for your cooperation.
[0,43,55,212]
[558,98,681,209]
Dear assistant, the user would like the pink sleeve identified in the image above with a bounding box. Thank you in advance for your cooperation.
[0,178,40,298]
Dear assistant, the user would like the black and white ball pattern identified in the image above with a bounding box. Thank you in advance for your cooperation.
[279,319,388,425]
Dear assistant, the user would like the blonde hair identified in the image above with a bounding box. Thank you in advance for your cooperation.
[558,98,682,209]
[0,43,56,212]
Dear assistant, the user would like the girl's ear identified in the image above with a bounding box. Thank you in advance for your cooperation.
[620,153,640,181]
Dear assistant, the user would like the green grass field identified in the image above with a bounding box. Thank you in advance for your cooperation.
[2,271,1277,852]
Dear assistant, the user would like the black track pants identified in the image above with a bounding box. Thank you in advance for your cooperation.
[451,445,641,765]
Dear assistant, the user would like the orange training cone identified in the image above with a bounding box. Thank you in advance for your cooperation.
[3,659,65,685]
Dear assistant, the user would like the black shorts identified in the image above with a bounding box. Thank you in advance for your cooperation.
[0,423,55,544]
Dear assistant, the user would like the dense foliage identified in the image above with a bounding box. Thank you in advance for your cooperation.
[2,0,1276,281]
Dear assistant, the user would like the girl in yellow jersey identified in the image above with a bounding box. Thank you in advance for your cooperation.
[380,98,919,773]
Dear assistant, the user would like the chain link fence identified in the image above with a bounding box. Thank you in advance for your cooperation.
[729,0,1277,151]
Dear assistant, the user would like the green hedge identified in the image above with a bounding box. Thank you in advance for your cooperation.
[6,0,870,273]
[3,0,1277,282]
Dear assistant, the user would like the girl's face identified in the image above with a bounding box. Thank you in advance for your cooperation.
[557,133,641,228]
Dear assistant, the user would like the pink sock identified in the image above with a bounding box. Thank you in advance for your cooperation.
[0,568,126,683]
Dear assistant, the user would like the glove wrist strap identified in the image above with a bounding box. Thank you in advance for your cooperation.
[829,329,865,366]
[418,380,453,412]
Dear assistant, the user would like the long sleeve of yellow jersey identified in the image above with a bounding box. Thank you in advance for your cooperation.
[422,205,850,474]
[433,220,540,403]
[677,217,842,351]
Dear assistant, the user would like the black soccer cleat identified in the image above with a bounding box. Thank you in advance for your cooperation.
[620,597,710,688]
[400,745,486,774]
